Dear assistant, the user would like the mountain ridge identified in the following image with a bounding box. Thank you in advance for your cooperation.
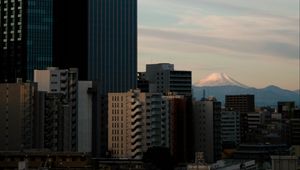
[193,73,300,106]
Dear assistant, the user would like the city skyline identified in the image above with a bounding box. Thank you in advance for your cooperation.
[138,0,299,91]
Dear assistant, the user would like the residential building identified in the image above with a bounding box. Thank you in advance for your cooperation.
[34,67,78,151]
[0,0,53,82]
[221,111,240,149]
[193,97,222,163]
[108,89,169,159]
[225,94,255,142]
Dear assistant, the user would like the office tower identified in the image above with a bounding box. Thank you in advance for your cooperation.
[193,97,222,163]
[0,81,38,150]
[34,67,78,151]
[143,63,192,96]
[88,0,137,157]
[77,81,94,152]
[225,94,255,142]
[88,0,137,92]
[221,111,240,149]
[52,0,88,80]
[0,0,53,82]
[108,90,169,159]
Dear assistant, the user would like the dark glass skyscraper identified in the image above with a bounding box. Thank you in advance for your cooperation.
[52,0,88,80]
[88,0,137,157]
[0,0,53,82]
[88,0,137,93]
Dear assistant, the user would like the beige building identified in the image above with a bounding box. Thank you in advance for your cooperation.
[0,81,37,151]
[108,89,169,159]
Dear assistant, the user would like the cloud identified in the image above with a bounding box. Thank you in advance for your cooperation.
[139,13,299,61]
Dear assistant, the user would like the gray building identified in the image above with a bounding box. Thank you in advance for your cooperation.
[34,67,78,151]
[143,63,192,96]
[221,111,240,148]
[193,97,222,163]
[0,81,38,151]
[77,81,94,152]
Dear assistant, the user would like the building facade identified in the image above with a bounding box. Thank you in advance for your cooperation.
[0,0,53,82]
[143,63,192,96]
[225,94,255,142]
[108,90,169,159]
[88,0,137,92]
[34,67,78,151]
[221,111,240,149]
[77,81,94,152]
[0,82,38,150]
[193,97,222,163]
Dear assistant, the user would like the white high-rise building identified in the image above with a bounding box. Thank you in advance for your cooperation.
[108,89,169,159]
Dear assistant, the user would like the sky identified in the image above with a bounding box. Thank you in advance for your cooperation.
[138,0,299,91]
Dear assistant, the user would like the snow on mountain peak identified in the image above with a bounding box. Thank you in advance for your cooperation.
[194,73,249,88]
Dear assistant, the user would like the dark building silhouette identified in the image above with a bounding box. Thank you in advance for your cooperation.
[225,95,255,142]
[277,101,295,119]
[88,0,137,157]
[137,72,149,92]
[0,0,53,82]
[52,0,137,157]
[52,0,88,80]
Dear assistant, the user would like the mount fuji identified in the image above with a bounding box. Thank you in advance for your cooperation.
[193,73,300,107]
[194,73,248,88]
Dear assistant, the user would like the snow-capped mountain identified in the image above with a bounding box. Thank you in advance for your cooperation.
[193,73,300,106]
[194,73,249,88]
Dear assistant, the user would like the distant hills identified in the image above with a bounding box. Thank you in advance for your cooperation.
[193,73,300,107]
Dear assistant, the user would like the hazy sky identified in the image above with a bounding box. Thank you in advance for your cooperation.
[138,0,299,90]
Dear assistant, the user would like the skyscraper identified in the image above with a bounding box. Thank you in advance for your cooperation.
[0,0,53,82]
[88,0,137,93]
[88,0,137,157]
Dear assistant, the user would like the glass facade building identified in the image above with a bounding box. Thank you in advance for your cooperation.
[88,0,137,94]
[0,0,53,82]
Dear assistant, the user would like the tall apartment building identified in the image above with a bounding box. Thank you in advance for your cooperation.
[221,111,240,149]
[143,63,192,96]
[0,0,53,82]
[193,97,222,163]
[0,81,38,150]
[37,92,71,151]
[225,94,255,142]
[108,90,169,159]
[34,67,78,151]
